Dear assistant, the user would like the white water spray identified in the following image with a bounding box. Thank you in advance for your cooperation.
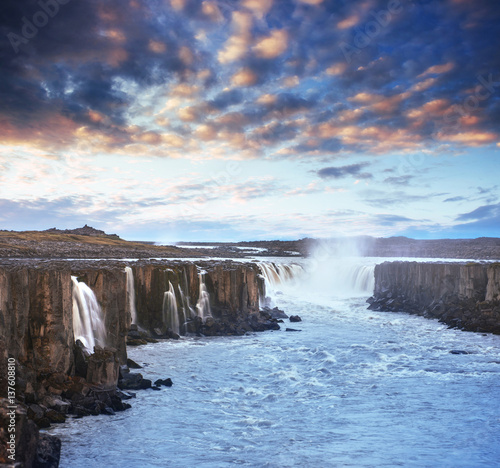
[196,272,211,321]
[72,276,106,353]
[125,267,137,325]
[163,281,180,335]
[302,239,375,298]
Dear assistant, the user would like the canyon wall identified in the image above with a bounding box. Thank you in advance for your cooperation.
[368,261,500,334]
[0,259,273,464]
[131,260,266,336]
[0,259,269,400]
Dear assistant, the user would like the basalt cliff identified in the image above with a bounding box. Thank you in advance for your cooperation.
[0,259,282,467]
[368,262,500,334]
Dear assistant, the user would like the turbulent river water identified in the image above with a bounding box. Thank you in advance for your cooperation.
[48,258,500,467]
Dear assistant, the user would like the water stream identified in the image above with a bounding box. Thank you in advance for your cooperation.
[52,259,500,467]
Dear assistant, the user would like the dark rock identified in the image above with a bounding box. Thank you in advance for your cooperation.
[285,328,301,332]
[289,315,302,322]
[74,340,90,378]
[154,378,173,387]
[72,406,91,418]
[36,418,52,429]
[116,390,136,400]
[119,365,130,379]
[450,350,470,355]
[151,386,162,391]
[118,373,152,390]
[262,306,288,319]
[127,338,149,346]
[34,433,61,468]
[101,406,116,415]
[86,347,120,390]
[28,404,45,422]
[165,330,180,340]
[44,409,66,424]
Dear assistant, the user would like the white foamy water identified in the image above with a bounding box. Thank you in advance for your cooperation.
[125,266,137,325]
[50,259,500,467]
[71,277,106,352]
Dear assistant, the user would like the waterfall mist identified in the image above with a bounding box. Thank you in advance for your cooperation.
[301,238,375,299]
[258,238,375,305]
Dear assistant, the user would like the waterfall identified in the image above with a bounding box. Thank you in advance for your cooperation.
[178,283,195,327]
[257,259,375,303]
[71,277,106,353]
[303,257,375,298]
[163,281,180,335]
[125,267,137,325]
[257,262,304,307]
[258,262,304,288]
[195,272,211,321]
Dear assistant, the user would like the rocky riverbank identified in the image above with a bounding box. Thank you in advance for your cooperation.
[0,258,288,466]
[368,261,500,334]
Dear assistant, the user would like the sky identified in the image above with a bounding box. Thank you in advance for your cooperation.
[0,0,499,242]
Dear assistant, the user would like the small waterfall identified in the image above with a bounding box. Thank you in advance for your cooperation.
[71,276,106,353]
[195,272,211,321]
[125,267,137,325]
[163,281,180,335]
[178,284,195,324]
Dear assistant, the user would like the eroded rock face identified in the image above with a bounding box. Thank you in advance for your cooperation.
[368,262,500,334]
[128,260,269,336]
[0,265,74,403]
[86,347,120,390]
[0,259,273,410]
[485,263,500,302]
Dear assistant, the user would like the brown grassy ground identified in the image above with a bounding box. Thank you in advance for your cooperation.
[0,231,204,259]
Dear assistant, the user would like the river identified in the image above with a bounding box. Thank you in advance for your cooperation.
[47,257,500,467]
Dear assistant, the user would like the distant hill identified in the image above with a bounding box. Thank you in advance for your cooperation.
[43,224,120,238]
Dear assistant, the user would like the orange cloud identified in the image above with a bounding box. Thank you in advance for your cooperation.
[326,62,347,76]
[149,40,167,54]
[218,11,252,64]
[253,30,288,59]
[418,62,455,77]
[337,14,360,30]
[437,131,497,146]
[242,0,273,19]
[231,68,258,86]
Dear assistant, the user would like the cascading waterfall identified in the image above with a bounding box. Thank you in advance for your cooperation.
[257,262,304,307]
[163,281,180,335]
[71,276,106,353]
[124,267,137,325]
[195,272,211,321]
[178,284,195,318]
[257,259,375,303]
[258,262,304,288]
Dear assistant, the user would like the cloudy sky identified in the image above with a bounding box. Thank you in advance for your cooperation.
[1,0,499,241]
